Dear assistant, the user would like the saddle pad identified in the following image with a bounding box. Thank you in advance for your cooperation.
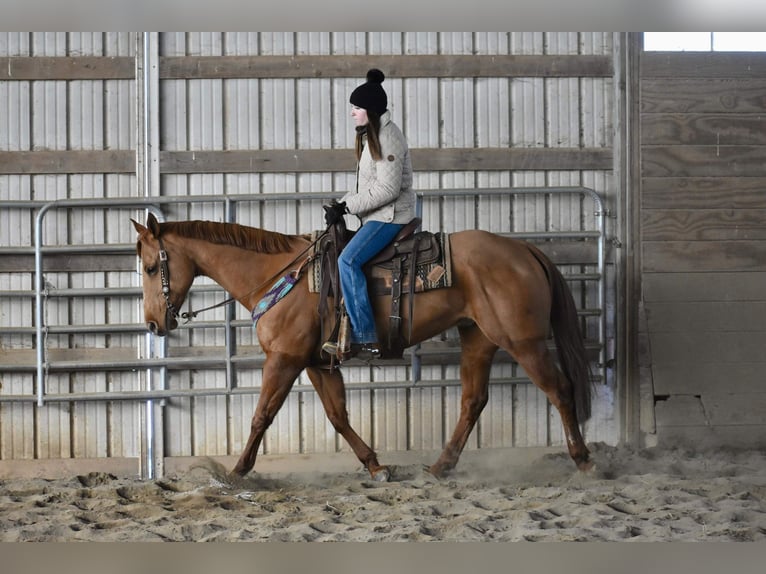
[251,273,298,326]
[307,230,452,295]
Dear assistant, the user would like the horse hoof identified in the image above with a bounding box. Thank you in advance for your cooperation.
[577,459,596,473]
[372,468,390,482]
[227,472,246,486]
[426,465,446,479]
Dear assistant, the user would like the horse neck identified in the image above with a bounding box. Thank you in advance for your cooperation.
[184,236,304,311]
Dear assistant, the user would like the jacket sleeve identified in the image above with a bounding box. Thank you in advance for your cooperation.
[343,128,406,216]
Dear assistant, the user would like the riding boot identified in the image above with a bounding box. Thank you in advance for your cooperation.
[350,342,381,360]
[321,340,381,362]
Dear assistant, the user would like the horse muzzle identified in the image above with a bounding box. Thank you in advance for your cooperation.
[146,314,178,336]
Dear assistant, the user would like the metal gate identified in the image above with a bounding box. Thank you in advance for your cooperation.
[1,185,607,477]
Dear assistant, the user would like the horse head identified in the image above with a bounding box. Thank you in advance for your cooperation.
[131,213,196,336]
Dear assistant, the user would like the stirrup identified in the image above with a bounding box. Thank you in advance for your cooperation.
[321,340,340,355]
[321,339,351,362]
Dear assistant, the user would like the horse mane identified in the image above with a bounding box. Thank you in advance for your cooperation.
[162,220,297,254]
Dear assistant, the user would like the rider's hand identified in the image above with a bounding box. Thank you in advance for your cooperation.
[323,200,347,226]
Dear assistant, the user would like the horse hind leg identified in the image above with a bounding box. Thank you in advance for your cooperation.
[305,366,390,482]
[512,339,592,471]
[428,324,497,479]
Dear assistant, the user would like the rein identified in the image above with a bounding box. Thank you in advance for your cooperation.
[157,229,328,323]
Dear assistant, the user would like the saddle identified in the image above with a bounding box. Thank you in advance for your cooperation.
[310,217,452,357]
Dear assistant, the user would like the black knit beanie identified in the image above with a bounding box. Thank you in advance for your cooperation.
[349,69,387,116]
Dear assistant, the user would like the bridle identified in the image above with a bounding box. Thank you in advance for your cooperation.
[157,236,181,325]
[151,229,328,326]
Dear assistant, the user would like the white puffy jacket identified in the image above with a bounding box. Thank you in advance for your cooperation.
[341,111,415,225]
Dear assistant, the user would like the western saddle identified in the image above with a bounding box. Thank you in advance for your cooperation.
[317,216,444,359]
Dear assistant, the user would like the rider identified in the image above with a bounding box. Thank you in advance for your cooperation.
[322,68,415,360]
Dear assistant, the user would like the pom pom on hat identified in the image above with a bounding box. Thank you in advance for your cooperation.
[365,68,385,83]
[349,68,388,115]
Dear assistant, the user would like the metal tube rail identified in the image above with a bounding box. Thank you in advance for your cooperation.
[1,186,598,208]
[1,305,602,336]
[1,229,601,257]
[0,274,603,299]
[1,244,137,256]
[0,375,563,403]
[2,284,223,299]
[4,338,604,367]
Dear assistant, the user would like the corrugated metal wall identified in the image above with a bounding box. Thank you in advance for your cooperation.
[0,32,621,477]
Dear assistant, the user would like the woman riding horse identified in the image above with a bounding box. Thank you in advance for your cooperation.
[321,69,415,362]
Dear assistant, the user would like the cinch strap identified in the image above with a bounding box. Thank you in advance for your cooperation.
[251,273,299,326]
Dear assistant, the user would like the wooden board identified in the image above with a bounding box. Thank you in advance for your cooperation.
[643,272,766,302]
[0,148,612,175]
[641,177,766,209]
[159,148,612,174]
[644,301,766,332]
[643,241,766,272]
[641,78,766,113]
[160,54,613,79]
[641,52,766,78]
[641,209,766,241]
[654,396,708,427]
[648,332,766,365]
[0,54,613,81]
[642,145,766,178]
[0,151,135,174]
[655,425,766,449]
[652,362,766,396]
[641,113,766,145]
[0,254,135,273]
[702,393,766,426]
[0,56,135,80]
[656,391,766,427]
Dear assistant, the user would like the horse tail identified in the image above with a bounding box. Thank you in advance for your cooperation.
[527,244,593,424]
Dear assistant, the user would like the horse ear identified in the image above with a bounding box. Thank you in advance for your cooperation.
[131,218,146,234]
[146,213,161,237]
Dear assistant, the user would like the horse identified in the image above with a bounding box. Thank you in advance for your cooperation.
[131,212,594,481]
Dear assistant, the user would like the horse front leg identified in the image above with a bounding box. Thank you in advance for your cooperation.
[428,325,497,479]
[231,354,303,478]
[305,366,390,481]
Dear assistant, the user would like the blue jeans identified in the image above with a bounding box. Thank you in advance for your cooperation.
[338,220,403,344]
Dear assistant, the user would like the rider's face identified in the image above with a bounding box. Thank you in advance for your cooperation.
[351,105,368,127]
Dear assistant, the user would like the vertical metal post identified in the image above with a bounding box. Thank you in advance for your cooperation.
[595,193,607,385]
[137,32,163,479]
[224,197,236,392]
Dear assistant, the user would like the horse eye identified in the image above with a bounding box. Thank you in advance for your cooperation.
[145,265,158,276]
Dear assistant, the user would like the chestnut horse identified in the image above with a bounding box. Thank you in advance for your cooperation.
[132,213,593,481]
